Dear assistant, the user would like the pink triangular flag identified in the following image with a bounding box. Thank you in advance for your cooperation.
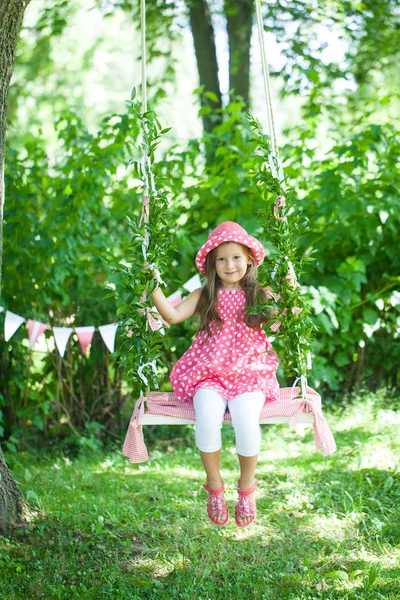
[98,323,118,353]
[4,311,25,341]
[27,319,48,350]
[53,326,73,357]
[168,291,182,307]
[75,326,95,356]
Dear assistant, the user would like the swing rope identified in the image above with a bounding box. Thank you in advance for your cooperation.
[255,0,278,159]
[138,0,163,281]
[136,0,163,393]
[254,0,311,405]
[140,0,147,115]
[139,0,150,261]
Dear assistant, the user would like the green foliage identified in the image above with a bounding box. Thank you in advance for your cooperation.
[263,0,400,115]
[109,93,316,393]
[1,104,143,446]
[285,122,400,393]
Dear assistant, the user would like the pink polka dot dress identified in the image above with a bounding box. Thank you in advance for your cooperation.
[170,289,280,403]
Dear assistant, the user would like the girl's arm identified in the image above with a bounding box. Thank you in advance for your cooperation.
[151,286,202,325]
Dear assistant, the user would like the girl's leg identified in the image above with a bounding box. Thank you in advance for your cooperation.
[199,449,223,489]
[194,387,227,487]
[194,388,228,524]
[237,453,259,491]
[228,391,266,525]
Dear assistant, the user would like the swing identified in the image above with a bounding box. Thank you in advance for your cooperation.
[122,0,337,463]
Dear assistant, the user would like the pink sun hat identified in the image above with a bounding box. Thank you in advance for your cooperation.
[195,221,265,275]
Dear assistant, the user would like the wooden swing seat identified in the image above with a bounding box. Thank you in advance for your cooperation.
[122,387,336,463]
[141,413,315,425]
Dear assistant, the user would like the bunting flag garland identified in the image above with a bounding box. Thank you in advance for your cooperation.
[75,326,95,357]
[4,311,25,342]
[0,272,203,357]
[98,323,119,353]
[27,319,48,350]
[53,326,74,358]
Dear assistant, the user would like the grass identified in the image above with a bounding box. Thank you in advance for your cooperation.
[0,389,399,600]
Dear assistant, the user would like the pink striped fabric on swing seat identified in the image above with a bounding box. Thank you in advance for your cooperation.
[122,386,337,463]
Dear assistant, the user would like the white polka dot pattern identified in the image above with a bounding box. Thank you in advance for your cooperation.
[170,289,280,402]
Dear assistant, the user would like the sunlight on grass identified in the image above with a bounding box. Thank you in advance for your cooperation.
[347,440,400,470]
[354,546,400,568]
[167,465,206,480]
[122,556,181,578]
[377,408,400,425]
[307,512,362,541]
[97,457,116,470]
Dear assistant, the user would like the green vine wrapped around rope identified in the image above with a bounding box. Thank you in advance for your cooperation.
[248,114,317,385]
[110,92,173,394]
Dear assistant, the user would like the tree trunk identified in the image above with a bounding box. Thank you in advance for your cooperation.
[186,0,223,133]
[0,0,30,535]
[0,0,30,298]
[0,444,24,535]
[225,0,254,108]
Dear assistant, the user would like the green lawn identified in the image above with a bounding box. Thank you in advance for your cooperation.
[1,390,399,599]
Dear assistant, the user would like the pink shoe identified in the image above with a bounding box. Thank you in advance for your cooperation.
[235,480,258,527]
[203,483,229,526]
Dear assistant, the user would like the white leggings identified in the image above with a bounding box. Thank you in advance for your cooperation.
[193,387,266,457]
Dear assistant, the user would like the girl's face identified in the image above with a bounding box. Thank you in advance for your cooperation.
[214,242,251,289]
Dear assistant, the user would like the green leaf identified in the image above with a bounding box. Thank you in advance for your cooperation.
[204,91,219,103]
[26,490,40,505]
[365,564,380,588]
[363,308,378,325]
[382,475,394,491]
[24,468,33,483]
[325,570,349,580]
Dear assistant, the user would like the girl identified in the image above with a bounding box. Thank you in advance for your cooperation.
[151,221,282,528]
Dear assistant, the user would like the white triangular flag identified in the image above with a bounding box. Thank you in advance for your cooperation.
[4,311,25,342]
[53,327,73,357]
[183,273,202,293]
[98,323,119,353]
[0,306,4,313]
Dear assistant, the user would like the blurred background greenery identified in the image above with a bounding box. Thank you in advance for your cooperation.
[1,0,399,453]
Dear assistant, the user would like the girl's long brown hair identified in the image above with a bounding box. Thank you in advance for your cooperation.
[195,243,270,335]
